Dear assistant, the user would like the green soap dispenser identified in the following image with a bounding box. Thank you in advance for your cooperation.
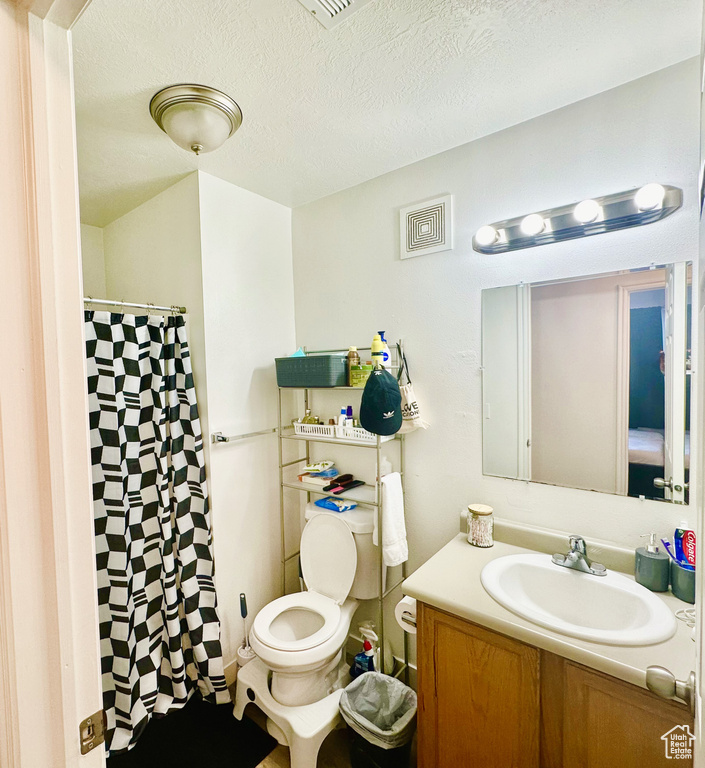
[635,533,669,592]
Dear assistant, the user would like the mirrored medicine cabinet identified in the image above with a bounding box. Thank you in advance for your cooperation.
[482,263,693,504]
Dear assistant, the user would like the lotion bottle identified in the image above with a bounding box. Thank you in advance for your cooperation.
[378,331,391,370]
[635,533,669,592]
[347,346,360,386]
[371,333,384,369]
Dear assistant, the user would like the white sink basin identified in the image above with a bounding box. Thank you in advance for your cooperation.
[481,554,677,646]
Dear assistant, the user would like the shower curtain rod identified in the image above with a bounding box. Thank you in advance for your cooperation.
[84,297,187,314]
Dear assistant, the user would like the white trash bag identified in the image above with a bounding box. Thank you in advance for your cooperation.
[339,672,417,750]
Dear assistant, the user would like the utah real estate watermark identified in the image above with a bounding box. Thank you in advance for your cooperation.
[661,725,695,760]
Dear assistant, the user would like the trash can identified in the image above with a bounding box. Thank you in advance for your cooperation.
[339,672,417,768]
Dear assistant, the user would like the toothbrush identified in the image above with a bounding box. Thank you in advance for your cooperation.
[661,539,695,571]
[661,538,677,561]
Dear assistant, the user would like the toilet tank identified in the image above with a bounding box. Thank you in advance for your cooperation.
[304,503,385,600]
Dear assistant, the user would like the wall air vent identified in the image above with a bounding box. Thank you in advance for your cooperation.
[295,0,375,30]
[399,195,453,260]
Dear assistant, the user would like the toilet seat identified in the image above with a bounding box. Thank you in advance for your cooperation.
[252,591,341,652]
[252,515,358,653]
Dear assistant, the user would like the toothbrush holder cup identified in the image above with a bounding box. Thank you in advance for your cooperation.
[671,561,695,604]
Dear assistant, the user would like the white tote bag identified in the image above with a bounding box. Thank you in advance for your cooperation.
[397,345,429,434]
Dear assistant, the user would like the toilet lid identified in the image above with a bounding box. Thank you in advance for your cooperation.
[301,514,357,604]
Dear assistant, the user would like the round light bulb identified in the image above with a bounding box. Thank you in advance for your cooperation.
[635,183,666,212]
[475,225,499,246]
[573,199,601,224]
[520,213,545,237]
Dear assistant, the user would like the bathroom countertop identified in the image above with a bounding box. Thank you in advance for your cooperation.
[402,533,695,692]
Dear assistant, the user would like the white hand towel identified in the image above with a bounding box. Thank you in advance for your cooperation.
[373,472,408,567]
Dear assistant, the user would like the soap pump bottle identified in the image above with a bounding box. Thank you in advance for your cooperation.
[635,533,669,592]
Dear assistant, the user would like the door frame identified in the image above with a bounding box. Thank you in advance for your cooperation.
[615,278,670,497]
[0,1,103,767]
[615,271,694,506]
[695,11,705,760]
[663,263,689,504]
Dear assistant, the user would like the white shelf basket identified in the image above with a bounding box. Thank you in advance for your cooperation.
[293,422,337,438]
[292,422,392,444]
[335,425,392,444]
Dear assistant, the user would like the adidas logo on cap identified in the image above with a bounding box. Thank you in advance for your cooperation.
[383,411,395,419]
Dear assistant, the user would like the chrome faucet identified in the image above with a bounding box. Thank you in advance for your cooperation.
[552,535,607,576]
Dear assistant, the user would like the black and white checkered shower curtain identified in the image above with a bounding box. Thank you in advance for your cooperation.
[85,311,230,756]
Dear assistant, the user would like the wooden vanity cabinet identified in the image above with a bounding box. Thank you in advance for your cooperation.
[417,603,693,768]
[543,656,695,768]
[417,602,540,767]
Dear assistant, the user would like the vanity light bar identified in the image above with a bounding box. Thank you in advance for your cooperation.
[472,184,682,254]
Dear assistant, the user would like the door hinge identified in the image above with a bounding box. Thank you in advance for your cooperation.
[79,709,106,755]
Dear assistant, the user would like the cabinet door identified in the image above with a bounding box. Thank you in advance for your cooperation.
[561,661,694,768]
[418,603,540,768]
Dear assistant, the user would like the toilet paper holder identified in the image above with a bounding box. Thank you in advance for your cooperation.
[395,596,417,634]
[400,610,416,628]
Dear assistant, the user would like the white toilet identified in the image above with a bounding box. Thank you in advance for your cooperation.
[233,505,382,768]
[249,505,381,706]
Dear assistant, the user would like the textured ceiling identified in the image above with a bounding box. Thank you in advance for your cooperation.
[73,0,701,227]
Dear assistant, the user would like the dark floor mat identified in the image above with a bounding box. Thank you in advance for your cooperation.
[107,696,276,768]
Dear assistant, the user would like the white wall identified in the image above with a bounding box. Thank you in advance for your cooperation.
[292,59,700,578]
[102,173,209,434]
[79,223,106,297]
[197,172,296,676]
[100,172,296,680]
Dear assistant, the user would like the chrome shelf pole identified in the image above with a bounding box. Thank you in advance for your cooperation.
[377,432,385,675]
[278,386,286,595]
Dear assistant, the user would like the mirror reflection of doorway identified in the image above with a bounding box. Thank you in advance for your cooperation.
[627,284,691,501]
[481,263,692,502]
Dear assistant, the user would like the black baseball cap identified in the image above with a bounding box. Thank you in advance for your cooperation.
[360,369,403,436]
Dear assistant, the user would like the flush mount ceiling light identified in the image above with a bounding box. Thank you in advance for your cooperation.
[472,184,682,254]
[149,84,242,155]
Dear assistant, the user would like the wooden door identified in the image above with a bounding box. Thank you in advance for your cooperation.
[561,661,693,767]
[417,603,540,768]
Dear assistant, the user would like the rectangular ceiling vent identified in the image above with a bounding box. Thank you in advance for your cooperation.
[296,0,375,30]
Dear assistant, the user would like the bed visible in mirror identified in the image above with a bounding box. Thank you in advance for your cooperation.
[481,263,692,504]
[628,428,690,502]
